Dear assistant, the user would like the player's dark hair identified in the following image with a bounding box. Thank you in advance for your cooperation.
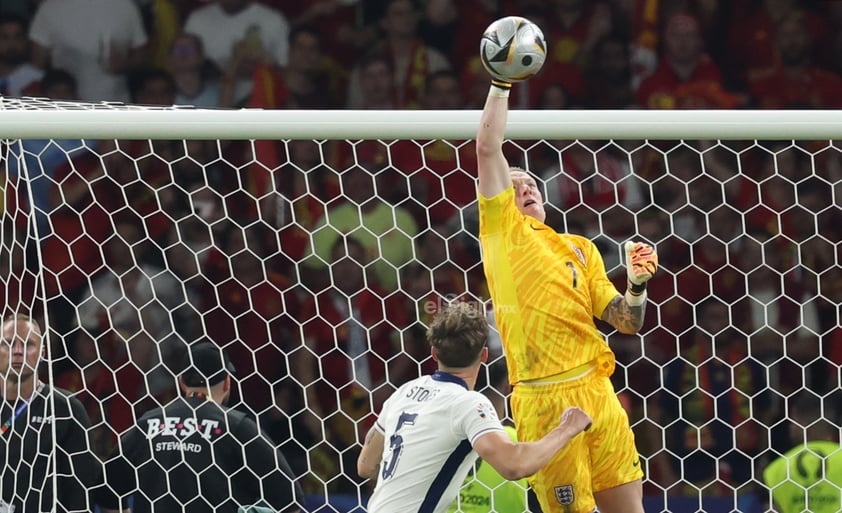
[427,301,488,368]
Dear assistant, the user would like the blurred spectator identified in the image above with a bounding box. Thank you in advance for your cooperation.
[731,229,820,396]
[645,145,705,242]
[749,15,842,109]
[282,0,365,67]
[28,0,148,102]
[637,12,739,109]
[727,0,832,88]
[243,26,345,247]
[260,378,313,492]
[332,52,399,197]
[129,66,176,106]
[184,0,290,106]
[346,0,451,108]
[284,24,346,108]
[0,217,36,322]
[534,0,603,105]
[140,0,182,72]
[545,0,613,72]
[37,143,114,353]
[169,32,222,108]
[536,83,571,109]
[732,142,810,235]
[404,225,475,317]
[615,0,659,90]
[291,235,413,495]
[420,0,501,73]
[256,139,339,274]
[248,24,345,110]
[0,14,42,97]
[539,140,644,240]
[460,55,493,109]
[75,214,183,400]
[389,69,478,226]
[6,69,84,245]
[37,67,77,100]
[656,298,768,508]
[302,164,419,291]
[422,68,465,109]
[354,50,396,109]
[201,221,299,414]
[583,33,635,108]
[4,69,89,358]
[53,313,137,455]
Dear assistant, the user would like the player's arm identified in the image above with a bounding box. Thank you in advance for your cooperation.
[472,407,592,481]
[476,80,514,199]
[357,424,385,480]
[602,241,658,334]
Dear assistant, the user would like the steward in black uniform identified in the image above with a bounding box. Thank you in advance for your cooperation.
[0,314,102,513]
[95,342,303,513]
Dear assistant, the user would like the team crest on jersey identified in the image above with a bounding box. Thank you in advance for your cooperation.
[568,244,586,265]
[475,403,498,421]
[554,484,574,505]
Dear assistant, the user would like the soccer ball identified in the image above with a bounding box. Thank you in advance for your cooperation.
[479,16,547,83]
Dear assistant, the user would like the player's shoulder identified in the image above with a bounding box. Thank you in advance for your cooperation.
[559,232,596,248]
[478,186,515,211]
[450,389,493,411]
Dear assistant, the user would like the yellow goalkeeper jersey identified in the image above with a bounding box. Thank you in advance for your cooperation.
[478,187,620,384]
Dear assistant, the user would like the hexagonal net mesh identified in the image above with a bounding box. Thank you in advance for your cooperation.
[0,108,840,513]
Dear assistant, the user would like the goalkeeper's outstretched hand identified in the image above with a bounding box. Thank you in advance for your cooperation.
[625,241,658,286]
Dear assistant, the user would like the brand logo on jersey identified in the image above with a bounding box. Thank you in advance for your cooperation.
[554,484,574,505]
[146,417,222,440]
[30,415,53,425]
[475,403,498,421]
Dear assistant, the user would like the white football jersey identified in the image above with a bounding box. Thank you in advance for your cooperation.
[366,371,506,513]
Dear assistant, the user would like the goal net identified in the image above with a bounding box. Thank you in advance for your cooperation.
[1,98,840,513]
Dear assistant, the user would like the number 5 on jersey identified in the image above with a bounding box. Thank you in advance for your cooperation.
[382,412,418,480]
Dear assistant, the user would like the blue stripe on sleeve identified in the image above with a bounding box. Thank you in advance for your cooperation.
[417,439,473,513]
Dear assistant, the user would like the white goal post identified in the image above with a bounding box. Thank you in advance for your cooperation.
[1,101,841,513]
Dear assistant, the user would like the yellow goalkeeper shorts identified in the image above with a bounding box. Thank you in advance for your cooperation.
[511,369,643,513]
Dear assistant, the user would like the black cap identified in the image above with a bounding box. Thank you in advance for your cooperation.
[181,342,236,387]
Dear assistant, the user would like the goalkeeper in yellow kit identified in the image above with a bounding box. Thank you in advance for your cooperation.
[475,78,658,513]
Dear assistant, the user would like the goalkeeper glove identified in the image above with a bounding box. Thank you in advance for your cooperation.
[624,241,658,306]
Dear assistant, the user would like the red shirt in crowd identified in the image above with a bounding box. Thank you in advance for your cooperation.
[637,57,737,109]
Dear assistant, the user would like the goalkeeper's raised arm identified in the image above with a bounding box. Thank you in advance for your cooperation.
[474,71,649,513]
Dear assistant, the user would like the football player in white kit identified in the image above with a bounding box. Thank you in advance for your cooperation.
[358,302,592,513]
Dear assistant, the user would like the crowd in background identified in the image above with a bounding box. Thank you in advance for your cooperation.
[1,0,842,511]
